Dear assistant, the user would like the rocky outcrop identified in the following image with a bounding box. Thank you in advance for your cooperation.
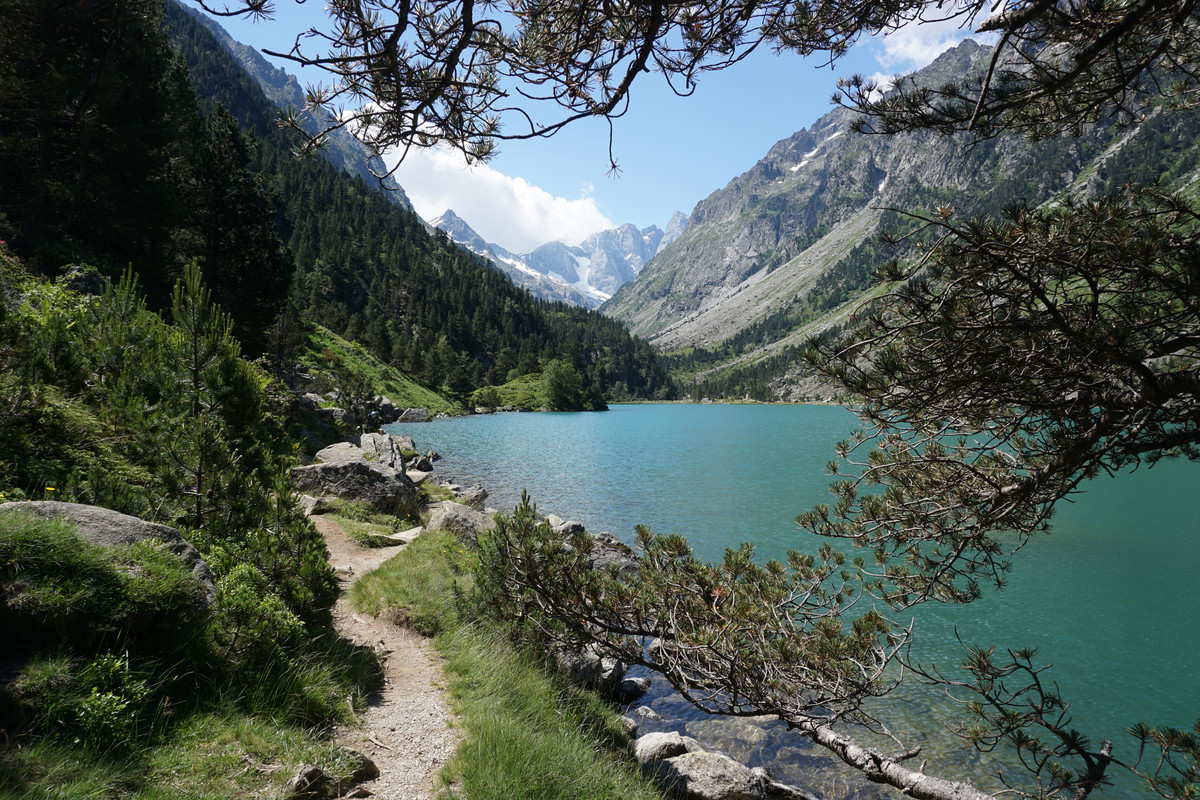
[0,501,216,609]
[634,731,816,800]
[426,501,495,543]
[454,483,488,509]
[396,407,432,423]
[292,435,420,516]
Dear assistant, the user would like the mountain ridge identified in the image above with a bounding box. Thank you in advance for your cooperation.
[175,1,414,209]
[603,39,1200,399]
[433,209,689,308]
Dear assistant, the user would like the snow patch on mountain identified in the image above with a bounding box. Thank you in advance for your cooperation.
[432,209,687,307]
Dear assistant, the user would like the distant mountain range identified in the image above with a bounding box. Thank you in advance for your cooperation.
[431,210,688,308]
[603,40,1200,399]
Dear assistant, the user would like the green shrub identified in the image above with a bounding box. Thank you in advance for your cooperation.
[74,653,152,754]
[211,563,304,667]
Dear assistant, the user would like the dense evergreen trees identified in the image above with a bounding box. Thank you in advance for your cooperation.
[0,0,673,399]
[166,1,674,401]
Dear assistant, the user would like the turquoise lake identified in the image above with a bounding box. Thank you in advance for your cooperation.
[390,403,1200,797]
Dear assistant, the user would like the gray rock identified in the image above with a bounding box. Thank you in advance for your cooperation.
[455,483,488,509]
[635,705,664,720]
[300,393,322,409]
[62,265,107,296]
[617,675,652,703]
[426,501,495,543]
[651,750,816,800]
[392,435,417,452]
[296,494,334,517]
[555,642,626,696]
[374,395,396,419]
[315,433,408,475]
[620,716,640,738]
[290,460,419,517]
[313,441,366,463]
[329,407,357,427]
[634,731,703,764]
[356,432,409,473]
[406,454,434,472]
[0,502,216,609]
[396,407,432,423]
[547,515,587,536]
[406,469,432,485]
[589,531,640,575]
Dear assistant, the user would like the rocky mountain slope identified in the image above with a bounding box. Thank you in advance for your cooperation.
[433,210,688,308]
[601,40,1200,399]
[176,2,413,208]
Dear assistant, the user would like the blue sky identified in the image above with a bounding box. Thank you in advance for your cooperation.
[192,2,975,252]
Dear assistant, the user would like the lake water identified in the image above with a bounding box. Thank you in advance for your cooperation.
[389,403,1200,798]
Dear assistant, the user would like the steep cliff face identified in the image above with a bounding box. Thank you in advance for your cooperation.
[604,43,995,342]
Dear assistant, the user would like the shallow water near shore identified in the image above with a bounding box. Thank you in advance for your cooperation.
[391,403,1200,798]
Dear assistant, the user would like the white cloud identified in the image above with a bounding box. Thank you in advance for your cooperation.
[381,146,615,253]
[871,14,977,75]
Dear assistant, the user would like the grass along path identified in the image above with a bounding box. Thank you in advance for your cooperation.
[350,530,667,800]
[312,515,460,800]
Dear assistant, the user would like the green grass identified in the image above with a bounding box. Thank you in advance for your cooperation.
[0,512,382,800]
[301,325,459,416]
[349,531,666,800]
[0,709,362,800]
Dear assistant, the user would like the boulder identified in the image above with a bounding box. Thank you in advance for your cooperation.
[547,514,586,536]
[283,764,333,799]
[650,750,817,800]
[356,432,410,472]
[329,407,357,427]
[555,642,626,697]
[634,731,703,764]
[315,433,409,474]
[313,441,366,463]
[300,393,322,409]
[62,264,107,296]
[617,675,652,703]
[290,460,419,517]
[392,434,417,452]
[0,501,216,609]
[427,501,495,543]
[374,395,397,420]
[455,483,488,509]
[396,407,432,423]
